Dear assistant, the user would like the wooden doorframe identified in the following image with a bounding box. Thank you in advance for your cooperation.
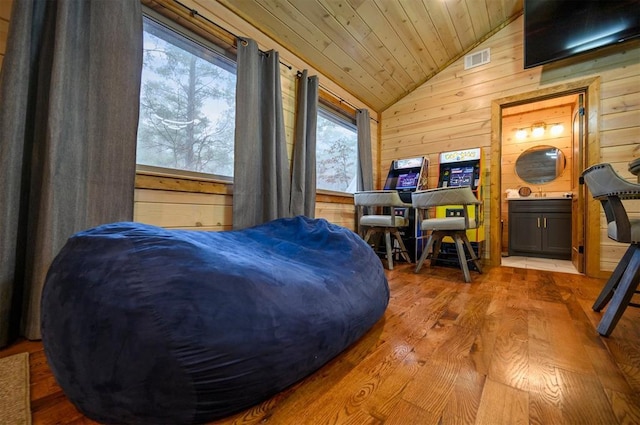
[571,94,586,273]
[489,77,602,277]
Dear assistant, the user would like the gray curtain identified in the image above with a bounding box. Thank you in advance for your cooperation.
[0,0,143,347]
[233,38,290,229]
[357,109,374,191]
[290,70,319,217]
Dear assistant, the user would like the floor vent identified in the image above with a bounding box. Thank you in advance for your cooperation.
[464,48,490,70]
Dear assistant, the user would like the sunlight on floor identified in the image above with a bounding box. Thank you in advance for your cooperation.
[501,255,580,275]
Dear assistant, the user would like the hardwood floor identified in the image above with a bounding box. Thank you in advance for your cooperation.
[2,264,639,424]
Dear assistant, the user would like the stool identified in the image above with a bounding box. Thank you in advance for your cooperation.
[412,186,483,283]
[354,190,412,270]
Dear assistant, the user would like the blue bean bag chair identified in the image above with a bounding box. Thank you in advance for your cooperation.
[41,216,389,424]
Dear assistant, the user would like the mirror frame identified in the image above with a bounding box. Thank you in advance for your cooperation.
[515,145,566,184]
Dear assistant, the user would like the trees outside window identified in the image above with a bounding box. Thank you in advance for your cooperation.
[138,15,358,188]
[316,108,358,193]
[137,16,236,178]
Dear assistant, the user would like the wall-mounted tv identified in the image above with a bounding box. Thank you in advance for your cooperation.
[524,0,640,69]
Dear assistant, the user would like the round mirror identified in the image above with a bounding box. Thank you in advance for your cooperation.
[515,145,566,184]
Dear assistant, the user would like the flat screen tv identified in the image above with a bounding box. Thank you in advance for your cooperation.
[524,0,640,69]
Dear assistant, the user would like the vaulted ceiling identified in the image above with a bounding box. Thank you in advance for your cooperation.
[213,0,524,112]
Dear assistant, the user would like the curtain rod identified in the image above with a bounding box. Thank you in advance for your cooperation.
[171,0,292,70]
[320,85,379,123]
[172,0,376,122]
[313,78,357,111]
[299,72,377,122]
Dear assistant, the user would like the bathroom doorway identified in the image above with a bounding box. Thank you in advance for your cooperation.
[489,77,601,277]
[501,93,582,273]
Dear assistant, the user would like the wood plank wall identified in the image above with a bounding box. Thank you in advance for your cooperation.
[131,0,378,232]
[0,0,12,70]
[381,15,640,273]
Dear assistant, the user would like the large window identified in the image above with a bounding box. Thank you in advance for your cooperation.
[137,14,237,178]
[316,107,358,193]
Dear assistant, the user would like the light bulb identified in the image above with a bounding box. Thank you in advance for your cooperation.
[516,129,527,140]
[550,124,564,136]
[532,125,545,137]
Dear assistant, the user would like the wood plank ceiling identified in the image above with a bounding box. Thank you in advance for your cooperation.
[212,0,524,112]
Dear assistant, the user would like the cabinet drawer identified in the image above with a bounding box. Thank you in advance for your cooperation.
[508,199,571,213]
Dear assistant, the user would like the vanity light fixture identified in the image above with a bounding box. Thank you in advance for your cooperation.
[531,122,546,137]
[514,122,564,140]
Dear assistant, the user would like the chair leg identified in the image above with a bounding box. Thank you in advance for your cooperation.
[596,246,640,336]
[415,233,435,273]
[385,230,394,270]
[593,244,635,311]
[363,228,375,244]
[432,235,443,263]
[463,234,482,274]
[454,233,472,283]
[392,229,412,263]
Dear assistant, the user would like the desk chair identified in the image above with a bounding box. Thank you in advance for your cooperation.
[354,190,412,270]
[582,163,640,336]
[412,186,482,283]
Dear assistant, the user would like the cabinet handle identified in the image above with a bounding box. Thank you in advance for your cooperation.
[537,217,541,228]
[544,217,547,228]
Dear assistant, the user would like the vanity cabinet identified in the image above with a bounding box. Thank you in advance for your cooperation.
[508,199,571,259]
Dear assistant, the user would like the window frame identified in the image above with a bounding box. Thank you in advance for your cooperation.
[315,97,359,195]
[136,7,237,183]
